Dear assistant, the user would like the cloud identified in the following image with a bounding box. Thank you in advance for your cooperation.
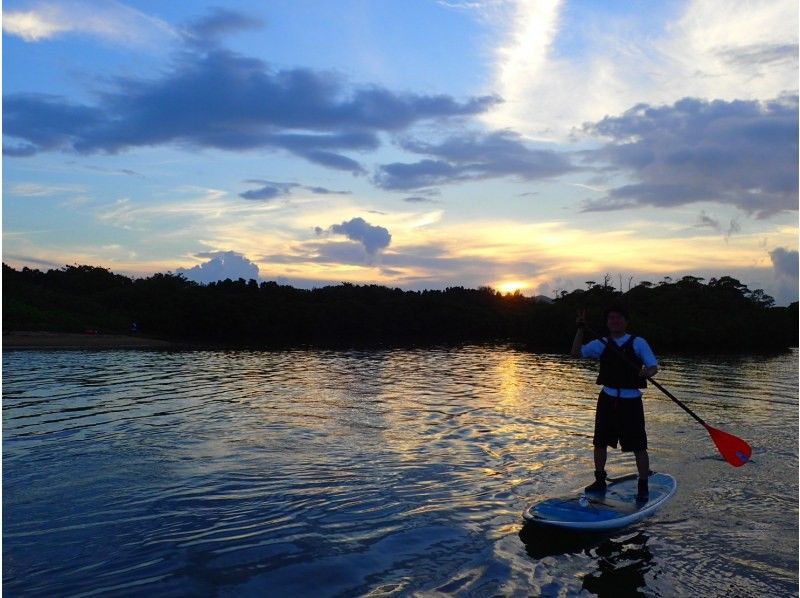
[308,186,350,195]
[770,247,798,280]
[265,241,373,266]
[239,180,351,201]
[258,238,542,290]
[725,218,742,239]
[3,41,498,174]
[176,251,259,283]
[7,182,85,198]
[239,186,292,201]
[483,0,798,139]
[718,43,799,68]
[301,150,366,174]
[374,130,574,190]
[769,246,799,304]
[328,217,392,255]
[696,211,721,230]
[2,0,177,46]
[3,253,62,269]
[3,142,38,157]
[403,196,437,203]
[694,211,742,241]
[581,96,798,217]
[239,181,298,201]
[184,8,263,44]
[484,0,562,137]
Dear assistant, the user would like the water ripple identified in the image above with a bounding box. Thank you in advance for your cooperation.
[3,346,797,596]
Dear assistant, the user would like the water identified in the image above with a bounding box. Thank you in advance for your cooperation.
[3,347,797,596]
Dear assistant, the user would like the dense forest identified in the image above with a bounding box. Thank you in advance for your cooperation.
[3,263,797,353]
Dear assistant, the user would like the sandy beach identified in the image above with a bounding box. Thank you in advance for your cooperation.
[3,331,174,349]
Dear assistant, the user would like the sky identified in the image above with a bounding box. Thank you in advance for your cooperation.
[3,0,798,304]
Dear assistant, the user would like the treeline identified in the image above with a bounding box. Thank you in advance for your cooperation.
[3,264,797,353]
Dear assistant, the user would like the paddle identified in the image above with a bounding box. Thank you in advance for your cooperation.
[583,323,752,467]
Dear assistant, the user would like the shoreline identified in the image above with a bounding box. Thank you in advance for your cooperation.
[3,331,174,349]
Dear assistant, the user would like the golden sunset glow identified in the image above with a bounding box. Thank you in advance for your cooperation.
[496,280,530,295]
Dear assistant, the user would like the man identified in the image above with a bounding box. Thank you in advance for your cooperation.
[570,305,658,502]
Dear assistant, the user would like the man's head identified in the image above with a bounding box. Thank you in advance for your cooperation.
[604,304,630,335]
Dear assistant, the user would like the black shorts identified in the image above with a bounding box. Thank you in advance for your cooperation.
[593,391,648,452]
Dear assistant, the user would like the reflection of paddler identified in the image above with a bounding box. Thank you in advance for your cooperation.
[570,305,658,503]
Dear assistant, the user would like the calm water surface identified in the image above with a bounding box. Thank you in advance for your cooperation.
[3,347,798,596]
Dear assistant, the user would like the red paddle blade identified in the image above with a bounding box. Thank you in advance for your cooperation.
[706,425,752,467]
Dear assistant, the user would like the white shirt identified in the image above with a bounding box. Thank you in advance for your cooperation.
[581,333,658,398]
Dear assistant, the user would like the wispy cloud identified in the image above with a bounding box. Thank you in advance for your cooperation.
[694,211,742,242]
[6,182,86,197]
[484,0,562,136]
[94,187,247,229]
[3,0,178,46]
[483,0,798,139]
[403,196,439,204]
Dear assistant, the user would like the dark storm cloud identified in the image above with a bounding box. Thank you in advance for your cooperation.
[3,35,497,173]
[582,95,798,217]
[374,130,575,190]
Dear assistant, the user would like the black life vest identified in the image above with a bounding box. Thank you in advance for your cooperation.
[596,335,647,390]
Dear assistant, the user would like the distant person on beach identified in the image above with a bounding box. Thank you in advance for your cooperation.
[570,305,658,502]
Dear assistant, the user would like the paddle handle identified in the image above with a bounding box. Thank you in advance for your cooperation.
[644,375,708,427]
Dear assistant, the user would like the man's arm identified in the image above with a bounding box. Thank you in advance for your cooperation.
[570,308,587,357]
[570,328,584,357]
[640,365,658,378]
[635,337,659,378]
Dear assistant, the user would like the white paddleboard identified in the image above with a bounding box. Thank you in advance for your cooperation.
[522,472,677,531]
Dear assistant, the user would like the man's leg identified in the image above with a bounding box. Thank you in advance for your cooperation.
[634,449,649,478]
[587,392,612,492]
[635,449,650,502]
[594,446,608,473]
[585,445,608,492]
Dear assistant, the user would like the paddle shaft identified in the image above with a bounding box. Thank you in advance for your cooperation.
[585,326,709,428]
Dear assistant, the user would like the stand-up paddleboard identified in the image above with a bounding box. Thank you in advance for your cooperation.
[523,472,677,531]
